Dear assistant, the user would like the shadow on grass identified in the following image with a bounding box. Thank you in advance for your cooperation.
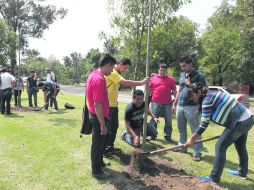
[3,113,24,118]
[48,117,79,127]
[202,154,254,175]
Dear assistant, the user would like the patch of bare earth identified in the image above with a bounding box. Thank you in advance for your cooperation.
[106,153,222,190]
[12,106,36,113]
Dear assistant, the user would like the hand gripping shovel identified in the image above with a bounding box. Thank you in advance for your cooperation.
[131,135,220,169]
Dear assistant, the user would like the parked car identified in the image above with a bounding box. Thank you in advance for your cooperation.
[208,86,249,108]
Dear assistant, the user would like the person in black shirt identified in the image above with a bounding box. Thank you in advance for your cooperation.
[26,71,38,107]
[121,90,159,147]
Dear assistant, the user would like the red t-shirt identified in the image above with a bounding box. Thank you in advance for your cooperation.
[149,74,176,104]
[86,69,109,118]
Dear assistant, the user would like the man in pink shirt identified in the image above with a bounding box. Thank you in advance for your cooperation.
[149,64,177,141]
[86,53,116,179]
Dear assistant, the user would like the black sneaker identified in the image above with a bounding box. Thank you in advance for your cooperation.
[103,146,121,157]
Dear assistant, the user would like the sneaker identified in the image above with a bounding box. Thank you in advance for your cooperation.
[227,169,247,179]
[54,109,58,112]
[92,170,111,179]
[197,176,213,182]
[193,153,201,161]
[103,146,121,157]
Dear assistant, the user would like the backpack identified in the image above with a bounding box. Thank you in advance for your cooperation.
[64,103,75,109]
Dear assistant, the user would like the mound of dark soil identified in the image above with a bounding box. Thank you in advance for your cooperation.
[108,153,222,190]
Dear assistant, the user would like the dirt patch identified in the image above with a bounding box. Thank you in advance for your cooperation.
[12,106,37,113]
[108,153,222,190]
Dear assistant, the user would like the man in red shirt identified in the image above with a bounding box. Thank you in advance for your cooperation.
[149,64,176,141]
[86,53,116,179]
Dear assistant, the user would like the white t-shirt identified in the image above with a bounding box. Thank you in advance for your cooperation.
[1,72,15,89]
[46,72,56,82]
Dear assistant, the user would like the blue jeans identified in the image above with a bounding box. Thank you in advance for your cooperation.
[210,116,253,183]
[151,102,173,138]
[176,105,203,155]
[121,119,158,146]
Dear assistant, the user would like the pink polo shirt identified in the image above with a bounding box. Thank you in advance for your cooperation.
[86,69,109,118]
[149,74,176,104]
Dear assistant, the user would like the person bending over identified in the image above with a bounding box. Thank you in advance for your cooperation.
[185,83,253,184]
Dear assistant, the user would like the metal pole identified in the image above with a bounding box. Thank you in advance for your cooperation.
[142,0,153,148]
[17,0,21,106]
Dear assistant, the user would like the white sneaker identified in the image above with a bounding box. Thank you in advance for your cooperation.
[54,109,58,112]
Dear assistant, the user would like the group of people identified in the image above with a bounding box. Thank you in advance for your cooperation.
[86,53,253,185]
[0,67,60,114]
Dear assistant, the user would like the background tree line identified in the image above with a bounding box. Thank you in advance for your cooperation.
[0,0,254,93]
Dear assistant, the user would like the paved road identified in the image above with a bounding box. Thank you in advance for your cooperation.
[60,85,132,103]
[61,85,254,114]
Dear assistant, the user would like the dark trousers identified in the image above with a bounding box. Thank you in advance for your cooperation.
[1,88,12,114]
[28,88,37,107]
[14,90,22,106]
[106,107,119,147]
[45,95,58,110]
[210,116,253,183]
[89,113,109,174]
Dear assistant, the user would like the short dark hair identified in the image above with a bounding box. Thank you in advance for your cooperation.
[188,82,208,97]
[178,56,192,64]
[133,89,144,98]
[159,63,168,69]
[118,57,131,66]
[99,53,116,67]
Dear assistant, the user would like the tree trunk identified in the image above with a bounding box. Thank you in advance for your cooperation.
[218,65,223,86]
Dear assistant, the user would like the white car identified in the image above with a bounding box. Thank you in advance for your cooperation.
[208,86,249,108]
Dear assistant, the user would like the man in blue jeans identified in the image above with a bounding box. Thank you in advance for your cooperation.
[172,56,207,161]
[149,64,176,142]
[185,84,253,184]
[121,90,159,147]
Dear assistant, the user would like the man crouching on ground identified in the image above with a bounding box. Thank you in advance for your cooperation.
[86,53,116,179]
[121,90,159,147]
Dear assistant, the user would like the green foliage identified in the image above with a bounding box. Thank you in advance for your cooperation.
[0,19,16,67]
[199,3,243,85]
[80,48,102,81]
[151,16,199,77]
[0,0,67,71]
[107,0,192,80]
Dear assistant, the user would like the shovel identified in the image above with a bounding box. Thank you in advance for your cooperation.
[141,135,220,156]
[131,135,220,168]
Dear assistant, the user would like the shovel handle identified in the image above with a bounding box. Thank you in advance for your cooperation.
[147,135,220,155]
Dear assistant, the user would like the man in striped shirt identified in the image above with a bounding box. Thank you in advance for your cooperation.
[185,84,253,184]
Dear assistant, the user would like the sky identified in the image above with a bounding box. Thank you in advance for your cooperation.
[28,0,223,61]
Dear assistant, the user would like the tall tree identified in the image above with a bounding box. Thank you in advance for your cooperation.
[0,18,16,67]
[234,0,254,91]
[107,0,191,80]
[199,1,243,85]
[0,0,67,71]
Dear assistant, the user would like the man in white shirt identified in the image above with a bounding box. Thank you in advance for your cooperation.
[46,68,56,82]
[0,68,16,115]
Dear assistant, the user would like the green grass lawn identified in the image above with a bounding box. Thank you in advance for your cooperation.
[1,92,254,190]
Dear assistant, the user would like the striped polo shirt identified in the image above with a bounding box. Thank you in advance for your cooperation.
[195,91,238,135]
